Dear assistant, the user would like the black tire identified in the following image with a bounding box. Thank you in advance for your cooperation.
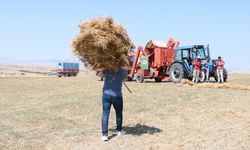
[127,76,132,81]
[154,77,162,82]
[170,63,183,83]
[136,74,144,83]
[223,68,228,82]
[214,72,218,82]
[214,68,228,82]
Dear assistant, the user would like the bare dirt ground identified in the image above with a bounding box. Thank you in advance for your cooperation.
[0,73,250,150]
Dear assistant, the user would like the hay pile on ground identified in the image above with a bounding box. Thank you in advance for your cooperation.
[179,79,250,91]
[180,79,194,86]
[196,83,250,90]
[72,17,133,71]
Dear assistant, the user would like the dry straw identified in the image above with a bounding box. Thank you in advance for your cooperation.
[72,16,133,72]
[179,79,250,91]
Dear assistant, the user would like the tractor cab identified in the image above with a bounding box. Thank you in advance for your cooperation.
[174,45,209,64]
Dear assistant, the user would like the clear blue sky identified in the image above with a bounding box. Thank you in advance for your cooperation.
[0,0,250,71]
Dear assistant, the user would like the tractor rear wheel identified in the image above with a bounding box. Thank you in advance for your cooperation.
[136,74,144,83]
[170,63,183,83]
[214,68,228,82]
[223,68,228,82]
[214,71,218,82]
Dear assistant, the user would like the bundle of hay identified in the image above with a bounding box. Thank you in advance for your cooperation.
[72,17,133,72]
[180,79,194,86]
[179,80,250,91]
[197,83,250,90]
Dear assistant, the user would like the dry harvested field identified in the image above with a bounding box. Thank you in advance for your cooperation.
[0,64,53,77]
[0,73,250,150]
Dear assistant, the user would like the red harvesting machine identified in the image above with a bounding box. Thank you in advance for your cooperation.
[128,38,180,82]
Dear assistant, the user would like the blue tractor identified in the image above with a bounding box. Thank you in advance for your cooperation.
[169,45,228,83]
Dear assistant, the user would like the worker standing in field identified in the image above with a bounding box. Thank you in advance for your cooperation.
[101,68,128,142]
[204,56,211,82]
[192,56,202,83]
[216,56,225,83]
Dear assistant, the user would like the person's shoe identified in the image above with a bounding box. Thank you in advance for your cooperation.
[116,129,126,136]
[102,135,108,142]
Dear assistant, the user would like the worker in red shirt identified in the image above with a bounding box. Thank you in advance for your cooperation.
[216,56,225,83]
[192,56,202,83]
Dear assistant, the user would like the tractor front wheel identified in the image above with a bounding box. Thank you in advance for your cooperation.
[136,74,144,83]
[170,63,183,83]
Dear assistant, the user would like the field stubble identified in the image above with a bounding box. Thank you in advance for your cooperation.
[0,73,250,149]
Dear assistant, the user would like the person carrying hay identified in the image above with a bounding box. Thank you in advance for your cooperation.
[71,17,133,142]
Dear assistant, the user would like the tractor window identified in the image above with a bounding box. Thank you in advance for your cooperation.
[182,50,189,58]
[190,50,196,60]
[196,48,206,59]
[204,48,210,58]
[175,50,182,61]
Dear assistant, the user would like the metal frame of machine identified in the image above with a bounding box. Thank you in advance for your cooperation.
[128,38,180,82]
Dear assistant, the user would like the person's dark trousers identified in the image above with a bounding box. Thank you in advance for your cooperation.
[102,93,123,136]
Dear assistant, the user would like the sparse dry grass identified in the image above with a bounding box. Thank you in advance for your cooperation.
[0,73,250,150]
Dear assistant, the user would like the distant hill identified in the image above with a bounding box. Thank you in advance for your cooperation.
[0,58,58,67]
[0,57,90,77]
[0,57,90,70]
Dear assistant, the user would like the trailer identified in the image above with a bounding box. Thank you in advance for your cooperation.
[56,62,79,77]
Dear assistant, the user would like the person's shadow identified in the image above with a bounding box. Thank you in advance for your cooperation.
[109,124,162,140]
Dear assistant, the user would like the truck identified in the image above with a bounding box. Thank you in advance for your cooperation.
[56,62,79,77]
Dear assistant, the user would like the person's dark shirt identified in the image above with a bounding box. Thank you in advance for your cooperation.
[103,68,128,97]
